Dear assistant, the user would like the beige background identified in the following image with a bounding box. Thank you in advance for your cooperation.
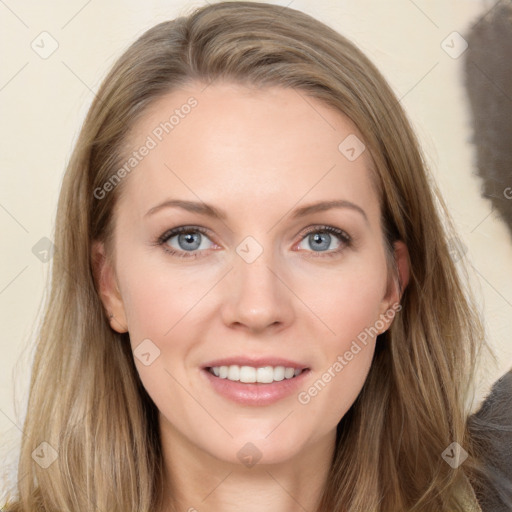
[1,0,511,496]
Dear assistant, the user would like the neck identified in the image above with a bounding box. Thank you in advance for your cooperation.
[158,416,335,512]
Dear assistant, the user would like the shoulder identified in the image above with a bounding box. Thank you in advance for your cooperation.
[467,369,512,512]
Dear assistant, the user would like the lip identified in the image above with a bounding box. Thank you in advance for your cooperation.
[201,365,311,406]
[202,357,309,370]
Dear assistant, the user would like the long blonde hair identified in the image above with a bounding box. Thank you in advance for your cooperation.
[4,2,492,510]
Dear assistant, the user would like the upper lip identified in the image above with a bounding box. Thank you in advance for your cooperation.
[202,357,309,370]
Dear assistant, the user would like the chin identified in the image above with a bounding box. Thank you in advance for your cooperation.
[204,430,309,467]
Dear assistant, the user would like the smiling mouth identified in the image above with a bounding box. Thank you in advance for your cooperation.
[207,365,308,384]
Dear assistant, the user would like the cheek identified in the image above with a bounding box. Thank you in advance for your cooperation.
[299,344,375,436]
[306,255,389,342]
[296,258,387,416]
[297,280,382,429]
[118,255,216,341]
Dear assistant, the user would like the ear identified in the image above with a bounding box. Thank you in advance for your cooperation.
[91,240,128,333]
[392,240,410,300]
[377,240,410,333]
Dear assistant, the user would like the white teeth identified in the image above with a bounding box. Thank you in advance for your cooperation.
[284,367,295,379]
[209,364,303,383]
[227,365,240,381]
[240,366,256,383]
[273,366,285,381]
[256,366,274,384]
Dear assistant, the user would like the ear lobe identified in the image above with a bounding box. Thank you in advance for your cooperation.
[91,240,128,333]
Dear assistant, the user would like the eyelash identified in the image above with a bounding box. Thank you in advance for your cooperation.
[153,225,352,259]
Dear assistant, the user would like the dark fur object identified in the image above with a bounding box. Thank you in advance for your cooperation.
[464,2,512,510]
[464,0,512,240]
[468,371,512,511]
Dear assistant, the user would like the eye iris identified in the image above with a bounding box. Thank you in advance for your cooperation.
[178,232,201,251]
[309,232,331,251]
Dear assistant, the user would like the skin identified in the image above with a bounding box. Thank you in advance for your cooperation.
[93,81,409,512]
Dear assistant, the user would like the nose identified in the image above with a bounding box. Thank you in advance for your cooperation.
[220,243,295,334]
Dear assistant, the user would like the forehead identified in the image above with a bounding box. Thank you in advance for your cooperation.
[118,82,380,224]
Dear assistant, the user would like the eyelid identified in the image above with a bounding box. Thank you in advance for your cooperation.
[299,224,351,241]
[156,225,216,245]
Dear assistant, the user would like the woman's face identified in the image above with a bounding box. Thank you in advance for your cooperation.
[95,81,406,466]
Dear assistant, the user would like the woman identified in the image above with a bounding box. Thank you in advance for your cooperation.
[2,2,493,510]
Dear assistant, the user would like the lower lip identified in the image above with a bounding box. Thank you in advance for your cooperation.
[201,368,311,406]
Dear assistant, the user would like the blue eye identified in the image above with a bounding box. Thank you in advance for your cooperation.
[156,226,215,258]
[296,226,351,257]
[154,225,352,259]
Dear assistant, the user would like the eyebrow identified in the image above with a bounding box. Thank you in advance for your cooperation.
[144,198,369,224]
